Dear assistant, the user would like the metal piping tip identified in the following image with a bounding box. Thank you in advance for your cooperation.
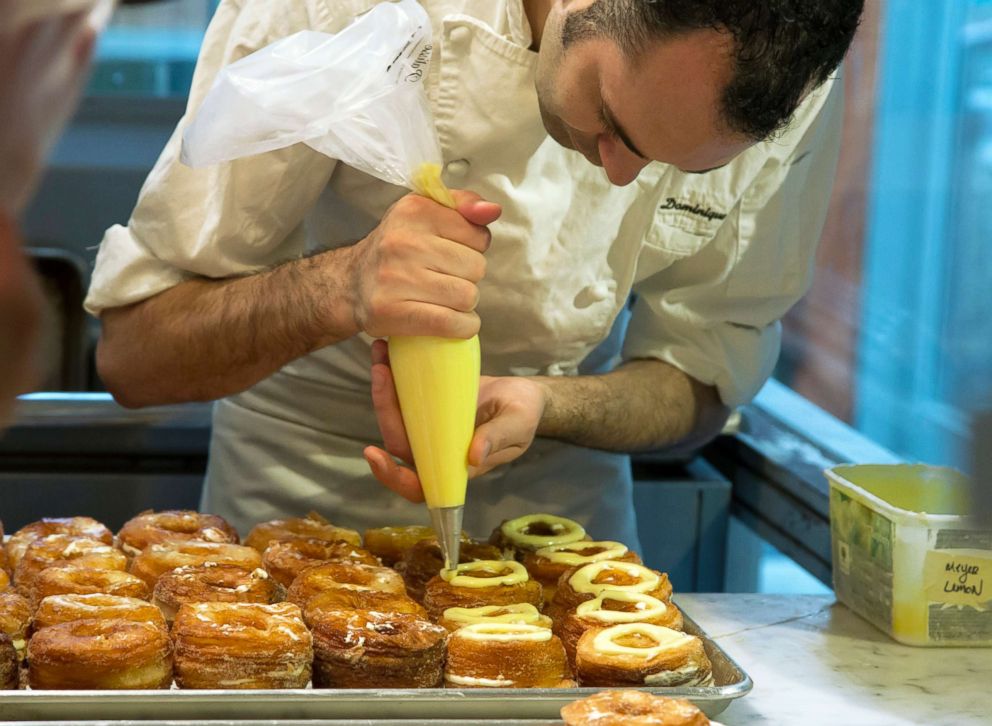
[428,505,464,571]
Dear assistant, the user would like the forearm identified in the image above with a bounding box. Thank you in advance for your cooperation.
[533,358,730,453]
[97,247,359,408]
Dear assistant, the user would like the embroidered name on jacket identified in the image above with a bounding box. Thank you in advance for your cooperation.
[659,197,726,222]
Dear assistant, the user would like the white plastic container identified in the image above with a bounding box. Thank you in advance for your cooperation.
[827,464,991,646]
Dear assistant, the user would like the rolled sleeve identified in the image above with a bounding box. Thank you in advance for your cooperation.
[622,77,844,407]
[84,0,341,316]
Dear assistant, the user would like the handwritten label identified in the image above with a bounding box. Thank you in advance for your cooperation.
[924,549,991,608]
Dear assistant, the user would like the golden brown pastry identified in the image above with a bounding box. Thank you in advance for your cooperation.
[262,537,380,588]
[14,535,125,595]
[395,538,503,603]
[28,618,173,689]
[549,561,673,622]
[129,541,262,588]
[0,519,8,581]
[490,513,587,559]
[244,511,361,552]
[523,541,641,603]
[302,588,427,628]
[362,525,436,566]
[574,623,713,687]
[117,510,239,556]
[286,561,405,609]
[561,690,711,725]
[172,602,312,689]
[153,564,282,623]
[557,591,684,668]
[31,593,166,633]
[445,623,571,688]
[439,602,552,632]
[0,633,16,690]
[0,591,29,661]
[5,516,113,570]
[423,560,543,620]
[25,566,150,609]
[310,609,446,688]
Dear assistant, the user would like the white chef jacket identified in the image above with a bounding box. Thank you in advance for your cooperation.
[84,0,843,544]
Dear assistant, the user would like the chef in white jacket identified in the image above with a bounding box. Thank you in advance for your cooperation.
[86,0,863,542]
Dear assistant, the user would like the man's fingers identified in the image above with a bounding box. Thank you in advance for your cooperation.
[364,446,425,503]
[371,359,414,463]
[451,190,502,227]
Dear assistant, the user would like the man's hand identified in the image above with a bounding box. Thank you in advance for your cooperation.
[344,191,501,340]
[363,339,548,502]
[0,5,96,217]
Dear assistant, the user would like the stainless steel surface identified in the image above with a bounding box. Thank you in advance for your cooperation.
[0,612,750,721]
[429,505,463,570]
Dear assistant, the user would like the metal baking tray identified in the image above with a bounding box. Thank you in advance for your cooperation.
[0,611,750,721]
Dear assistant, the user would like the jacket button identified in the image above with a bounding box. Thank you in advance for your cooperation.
[445,159,471,178]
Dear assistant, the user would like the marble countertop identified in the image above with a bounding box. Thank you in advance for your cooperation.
[676,593,989,726]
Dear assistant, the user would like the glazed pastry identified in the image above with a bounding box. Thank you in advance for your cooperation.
[422,560,543,620]
[0,520,8,581]
[395,538,503,603]
[362,525,436,566]
[549,561,673,622]
[31,593,165,633]
[490,513,587,559]
[172,602,312,689]
[0,633,16,690]
[244,511,361,552]
[262,537,380,588]
[303,588,427,628]
[574,623,713,687]
[25,566,150,609]
[117,510,239,556]
[129,540,262,588]
[28,618,173,689]
[286,562,405,609]
[558,591,683,668]
[14,535,126,595]
[439,602,552,632]
[561,690,711,725]
[153,564,282,623]
[310,609,446,688]
[0,591,29,661]
[5,516,113,570]
[445,622,570,688]
[524,540,641,603]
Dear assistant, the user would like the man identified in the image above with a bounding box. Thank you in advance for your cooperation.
[0,1,97,425]
[87,0,863,541]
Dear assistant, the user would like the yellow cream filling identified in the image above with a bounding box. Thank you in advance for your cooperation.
[499,514,585,549]
[440,560,528,588]
[568,561,660,595]
[591,623,691,659]
[575,590,669,624]
[442,603,551,628]
[537,540,628,566]
[456,622,552,643]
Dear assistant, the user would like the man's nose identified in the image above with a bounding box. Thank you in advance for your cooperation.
[598,135,650,186]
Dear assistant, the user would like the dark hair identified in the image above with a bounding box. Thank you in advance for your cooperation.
[562,0,864,141]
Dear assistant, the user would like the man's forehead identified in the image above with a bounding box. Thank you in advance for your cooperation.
[596,30,748,170]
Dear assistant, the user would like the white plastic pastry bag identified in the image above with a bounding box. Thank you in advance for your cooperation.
[180,0,443,191]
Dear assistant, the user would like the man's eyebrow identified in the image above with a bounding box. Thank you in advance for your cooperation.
[602,102,648,160]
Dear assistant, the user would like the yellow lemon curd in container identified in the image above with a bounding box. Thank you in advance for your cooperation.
[827,464,991,646]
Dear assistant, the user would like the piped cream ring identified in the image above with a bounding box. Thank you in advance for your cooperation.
[591,623,692,659]
[536,540,628,566]
[440,560,528,588]
[500,514,586,550]
[575,591,670,624]
[568,561,660,595]
[456,622,552,643]
[442,603,551,629]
